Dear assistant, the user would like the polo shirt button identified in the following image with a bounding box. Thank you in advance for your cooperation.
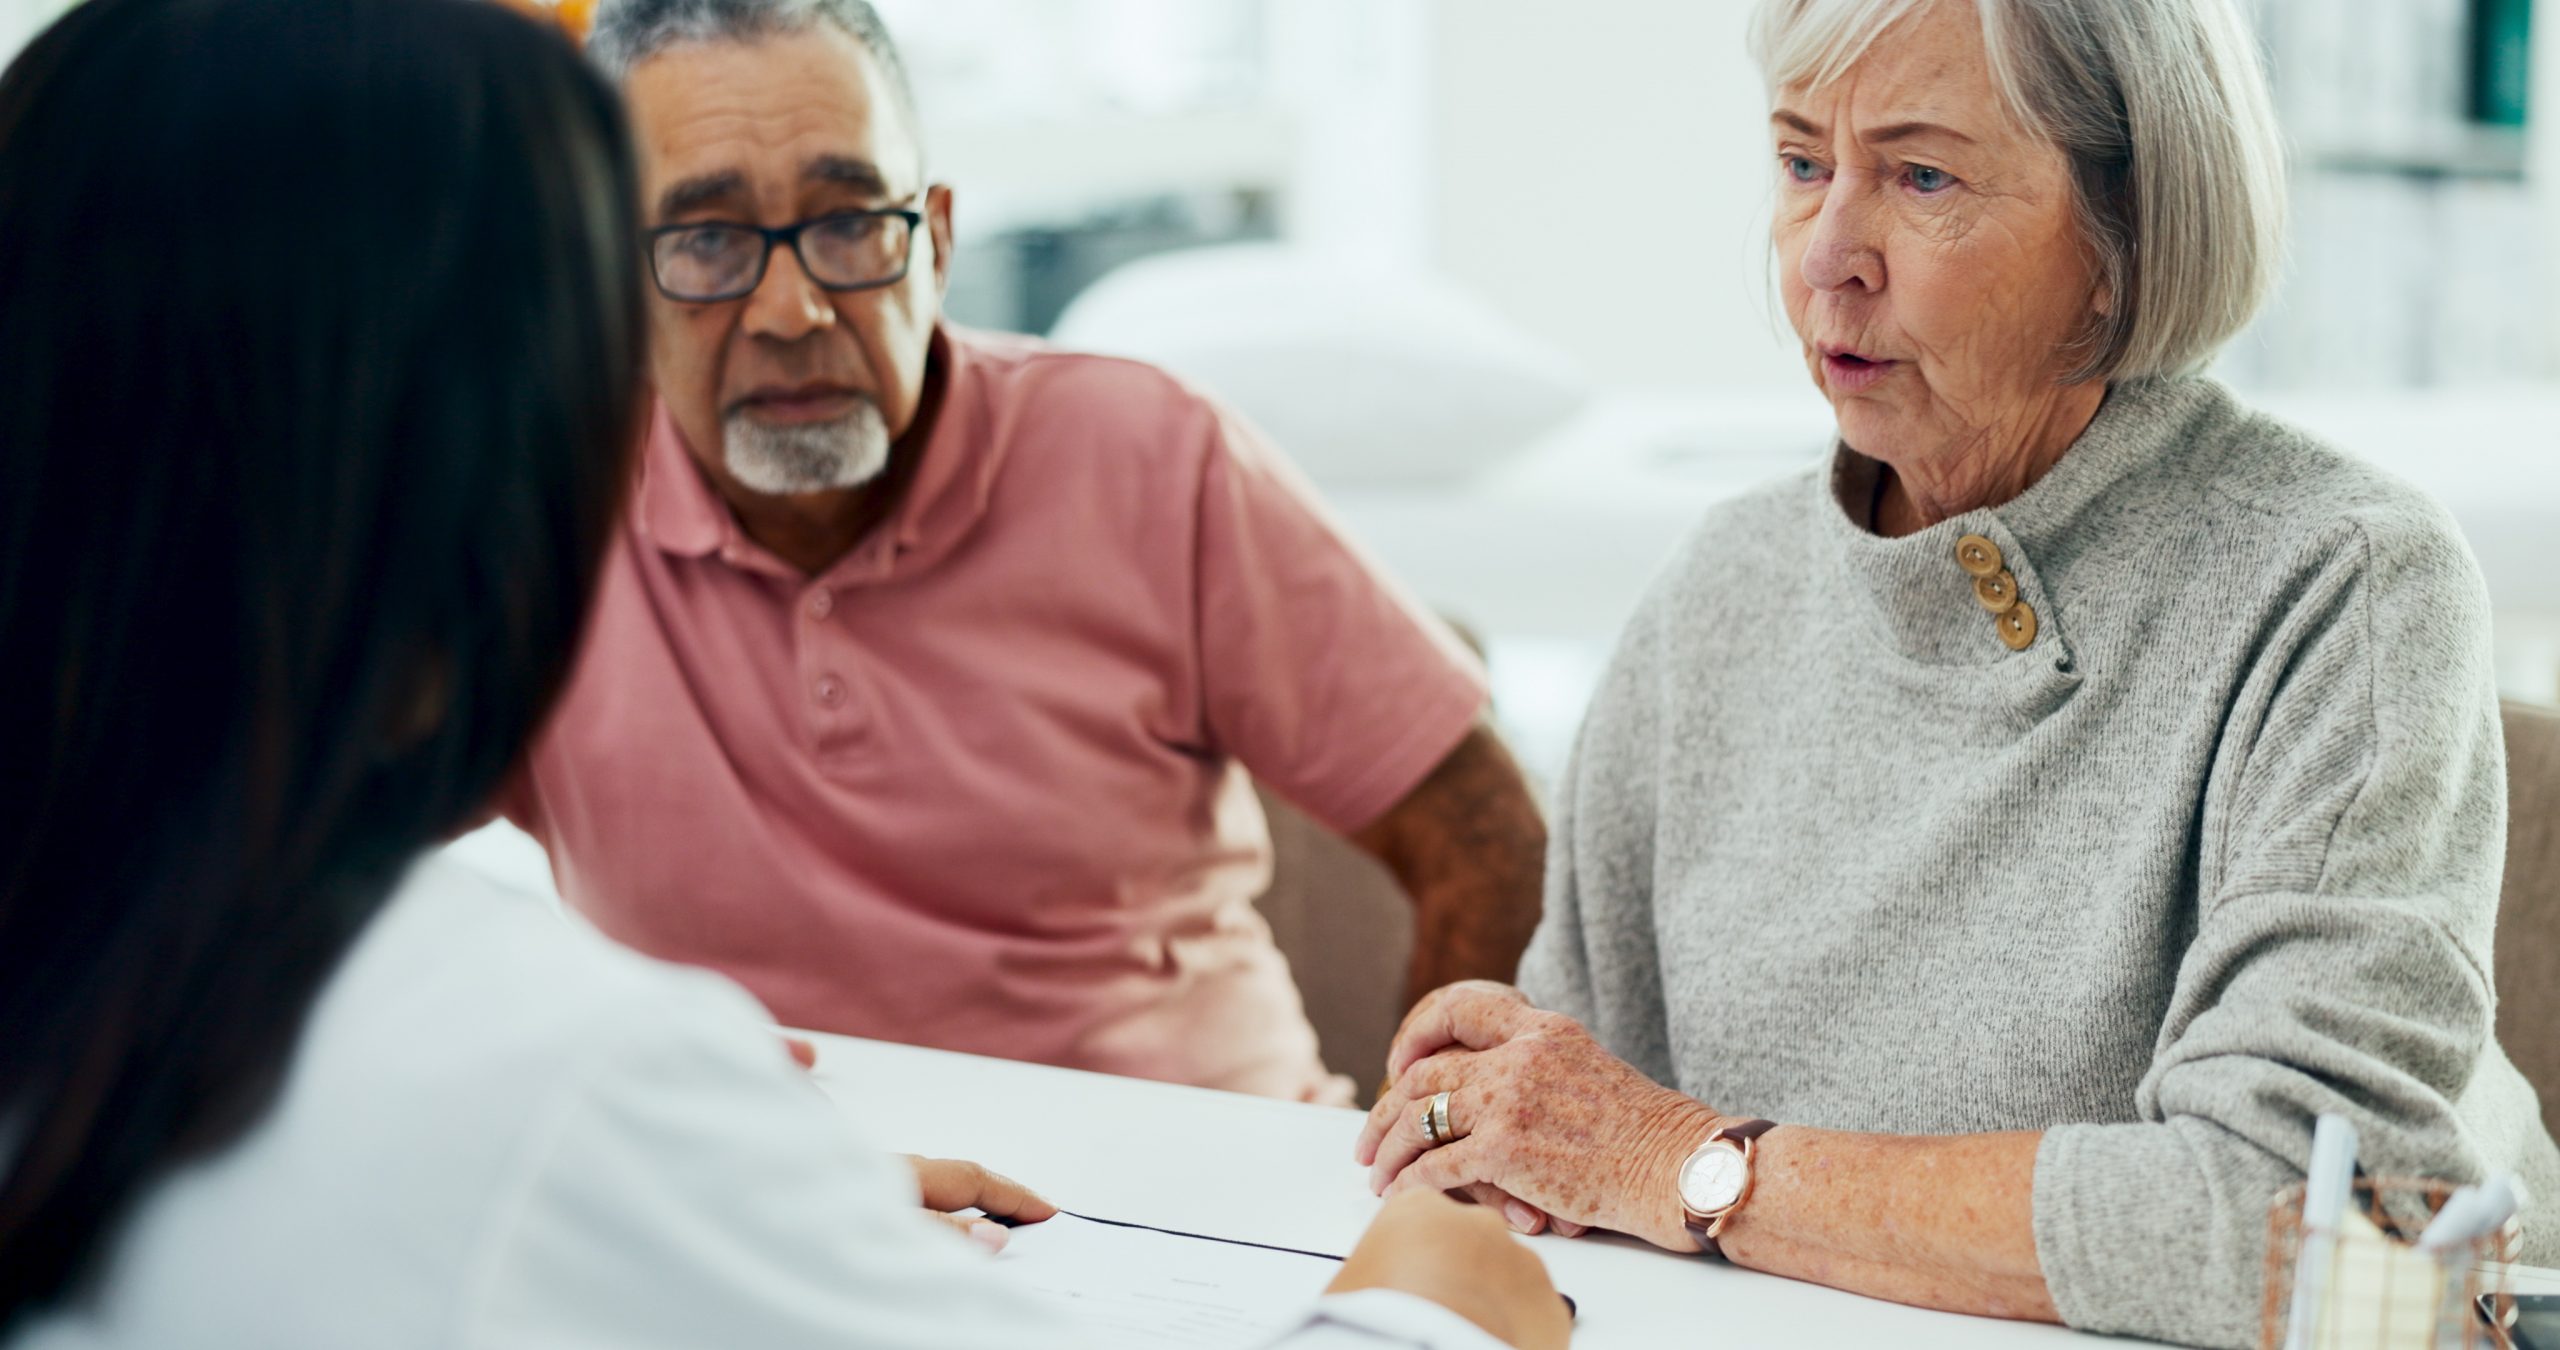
[1955,534,2003,578]
[1997,600,2038,651]
[814,676,846,706]
[1973,569,2017,613]
[806,590,834,620]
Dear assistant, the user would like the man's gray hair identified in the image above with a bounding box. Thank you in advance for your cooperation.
[1749,0,2287,384]
[587,0,917,122]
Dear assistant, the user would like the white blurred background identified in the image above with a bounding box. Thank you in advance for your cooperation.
[866,0,2560,778]
[4,0,2554,781]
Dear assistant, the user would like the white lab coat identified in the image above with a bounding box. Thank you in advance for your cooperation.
[6,856,1502,1350]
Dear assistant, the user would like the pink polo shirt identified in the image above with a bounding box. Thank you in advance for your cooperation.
[504,327,1488,1101]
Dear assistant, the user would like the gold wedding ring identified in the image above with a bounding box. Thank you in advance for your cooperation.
[1419,1090,1454,1148]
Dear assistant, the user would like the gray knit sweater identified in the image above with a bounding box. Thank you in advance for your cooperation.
[1520,376,2560,1347]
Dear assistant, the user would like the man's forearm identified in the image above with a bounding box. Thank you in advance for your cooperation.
[1398,859,1540,1005]
[1352,723,1547,1008]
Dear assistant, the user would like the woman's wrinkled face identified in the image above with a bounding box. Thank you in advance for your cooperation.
[1771,0,2104,474]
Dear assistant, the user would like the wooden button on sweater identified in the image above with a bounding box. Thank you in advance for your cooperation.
[1955,534,2003,578]
[1974,570,2018,613]
[1997,600,2038,651]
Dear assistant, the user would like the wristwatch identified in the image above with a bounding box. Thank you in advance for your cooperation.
[1675,1117,1776,1260]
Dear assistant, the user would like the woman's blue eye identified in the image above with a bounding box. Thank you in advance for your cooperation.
[1908,165,1954,193]
[1784,156,1822,183]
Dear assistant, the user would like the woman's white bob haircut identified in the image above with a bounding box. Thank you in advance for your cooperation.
[1748,0,2288,384]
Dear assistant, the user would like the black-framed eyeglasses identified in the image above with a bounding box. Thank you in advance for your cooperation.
[646,203,923,304]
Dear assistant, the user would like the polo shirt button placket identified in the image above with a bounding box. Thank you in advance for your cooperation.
[784,568,866,750]
[795,588,867,753]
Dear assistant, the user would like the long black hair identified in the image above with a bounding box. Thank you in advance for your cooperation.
[0,0,645,1320]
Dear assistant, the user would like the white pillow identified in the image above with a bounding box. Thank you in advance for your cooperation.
[1049,244,1591,489]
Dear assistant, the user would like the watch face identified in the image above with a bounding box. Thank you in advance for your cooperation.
[1679,1142,1748,1214]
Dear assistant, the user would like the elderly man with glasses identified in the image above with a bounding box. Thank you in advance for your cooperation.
[486,0,1546,1105]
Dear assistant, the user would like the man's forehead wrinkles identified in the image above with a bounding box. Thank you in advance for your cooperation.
[650,126,886,200]
[658,106,875,157]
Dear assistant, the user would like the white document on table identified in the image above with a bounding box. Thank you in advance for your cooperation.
[990,1212,1341,1349]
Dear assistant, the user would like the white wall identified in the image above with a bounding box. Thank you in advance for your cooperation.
[1404,0,2560,398]
[1418,0,1802,395]
[1268,0,1809,395]
[2537,0,2560,376]
[1271,0,1437,269]
[2,0,57,66]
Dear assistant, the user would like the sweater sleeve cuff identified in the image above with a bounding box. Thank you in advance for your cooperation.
[2033,1120,2268,1350]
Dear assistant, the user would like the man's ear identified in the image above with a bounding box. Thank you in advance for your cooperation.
[927,183,955,297]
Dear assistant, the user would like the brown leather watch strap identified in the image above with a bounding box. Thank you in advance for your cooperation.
[1683,1117,1777,1261]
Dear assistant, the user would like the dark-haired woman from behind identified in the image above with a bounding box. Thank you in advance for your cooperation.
[0,2,1564,1347]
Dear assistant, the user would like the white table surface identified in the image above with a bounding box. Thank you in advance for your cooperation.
[804,1034,2094,1350]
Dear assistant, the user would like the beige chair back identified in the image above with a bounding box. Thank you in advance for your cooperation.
[1254,788,1414,1106]
[2499,700,2560,1143]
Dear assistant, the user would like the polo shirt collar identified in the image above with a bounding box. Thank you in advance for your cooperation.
[636,399,729,561]
[879,325,1007,578]
[634,323,1007,583]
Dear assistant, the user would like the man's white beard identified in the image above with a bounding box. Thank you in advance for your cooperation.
[720,399,891,495]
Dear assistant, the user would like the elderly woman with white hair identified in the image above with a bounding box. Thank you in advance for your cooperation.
[1353,0,2560,1344]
